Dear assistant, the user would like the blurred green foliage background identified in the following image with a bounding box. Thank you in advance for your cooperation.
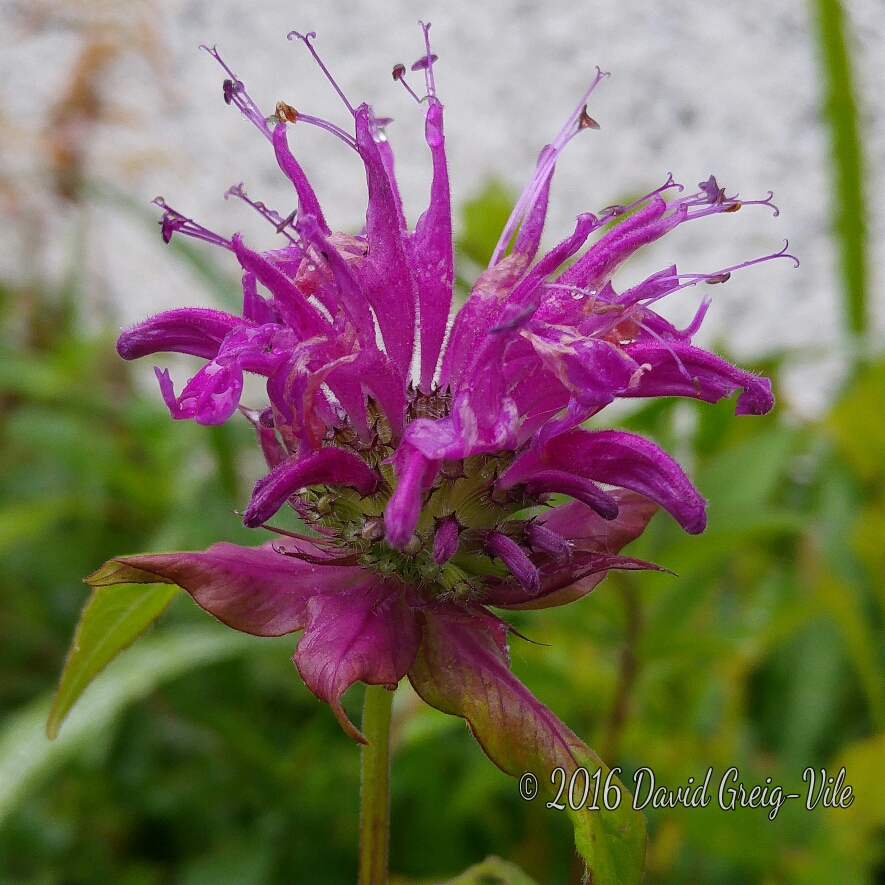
[1,0,883,882]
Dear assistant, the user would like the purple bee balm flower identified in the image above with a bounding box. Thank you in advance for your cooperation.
[98,23,792,835]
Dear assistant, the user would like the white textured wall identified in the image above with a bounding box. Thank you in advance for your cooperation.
[2,0,883,413]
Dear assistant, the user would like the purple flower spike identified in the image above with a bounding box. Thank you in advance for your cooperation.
[93,29,789,874]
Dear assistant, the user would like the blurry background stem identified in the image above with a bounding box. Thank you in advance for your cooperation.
[811,0,869,367]
[601,579,642,764]
[359,684,394,885]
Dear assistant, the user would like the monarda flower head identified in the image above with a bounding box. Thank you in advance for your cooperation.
[91,23,793,869]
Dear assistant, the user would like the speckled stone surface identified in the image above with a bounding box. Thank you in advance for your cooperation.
[2,0,883,413]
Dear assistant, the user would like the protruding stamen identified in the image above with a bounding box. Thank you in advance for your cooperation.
[578,105,600,130]
[590,242,798,345]
[224,183,300,243]
[291,113,358,149]
[200,45,273,140]
[275,100,299,123]
[417,21,437,99]
[633,241,799,307]
[490,66,610,266]
[287,30,355,115]
[409,54,438,71]
[677,176,779,218]
[152,198,232,248]
[392,63,424,106]
[599,174,683,222]
[705,272,731,284]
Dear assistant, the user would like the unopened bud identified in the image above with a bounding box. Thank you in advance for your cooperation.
[361,517,385,543]
[403,534,423,557]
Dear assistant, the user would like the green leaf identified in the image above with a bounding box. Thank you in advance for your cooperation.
[1,627,258,825]
[442,856,541,885]
[457,180,516,268]
[828,359,885,482]
[46,579,181,739]
[815,566,885,731]
[697,425,796,518]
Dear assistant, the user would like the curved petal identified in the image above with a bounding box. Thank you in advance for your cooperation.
[87,540,368,637]
[156,363,243,426]
[523,470,619,521]
[555,195,683,293]
[524,331,639,409]
[116,308,245,361]
[500,428,707,534]
[408,602,646,883]
[244,447,381,527]
[485,531,539,594]
[622,340,774,415]
[295,579,421,743]
[272,122,329,233]
[232,235,332,340]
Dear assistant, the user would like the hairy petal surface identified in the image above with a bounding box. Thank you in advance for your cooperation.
[116,308,245,361]
[621,340,775,414]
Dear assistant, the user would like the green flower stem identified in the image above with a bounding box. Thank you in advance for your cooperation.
[359,684,395,885]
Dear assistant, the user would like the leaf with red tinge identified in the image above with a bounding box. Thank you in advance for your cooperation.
[408,603,647,884]
[295,579,421,742]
